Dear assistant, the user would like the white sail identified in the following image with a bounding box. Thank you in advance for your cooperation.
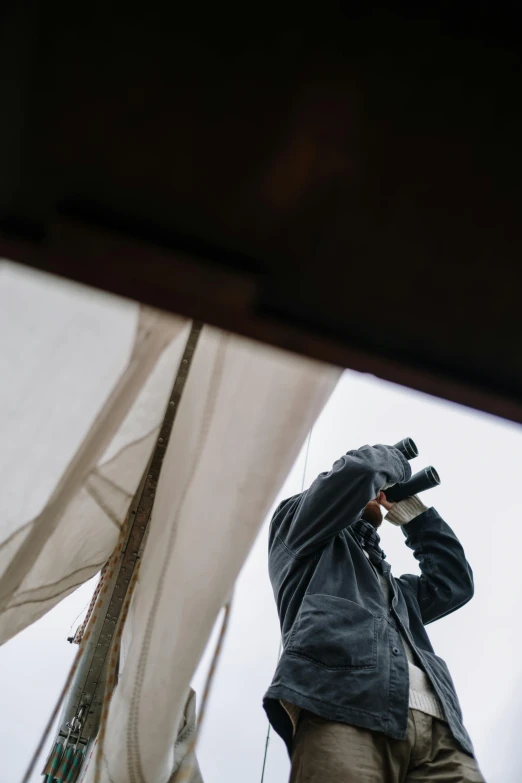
[0,260,191,644]
[0,261,340,781]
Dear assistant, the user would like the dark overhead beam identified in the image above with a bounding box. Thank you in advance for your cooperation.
[1,2,522,425]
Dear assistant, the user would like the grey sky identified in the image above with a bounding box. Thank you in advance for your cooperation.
[1,369,521,782]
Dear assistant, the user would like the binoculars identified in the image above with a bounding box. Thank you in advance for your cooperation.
[383,438,440,503]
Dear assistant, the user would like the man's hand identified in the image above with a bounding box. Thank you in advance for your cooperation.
[377,490,396,512]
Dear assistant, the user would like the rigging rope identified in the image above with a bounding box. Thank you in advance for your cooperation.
[169,596,234,783]
[71,562,109,644]
[260,427,313,783]
[68,594,96,639]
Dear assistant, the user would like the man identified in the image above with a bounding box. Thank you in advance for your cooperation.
[263,443,484,782]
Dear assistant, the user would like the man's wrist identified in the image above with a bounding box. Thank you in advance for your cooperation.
[385,495,428,526]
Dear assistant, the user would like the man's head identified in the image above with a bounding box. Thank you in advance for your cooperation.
[362,499,383,529]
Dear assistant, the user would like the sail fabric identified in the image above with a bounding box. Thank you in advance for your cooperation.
[0,260,340,781]
[0,261,190,644]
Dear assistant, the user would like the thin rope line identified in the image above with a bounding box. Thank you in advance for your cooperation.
[197,599,233,734]
[301,429,313,494]
[260,427,313,783]
[259,639,284,783]
[69,598,94,636]
[169,596,234,783]
[72,564,109,643]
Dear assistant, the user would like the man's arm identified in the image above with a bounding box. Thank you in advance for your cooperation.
[271,444,410,558]
[388,497,475,625]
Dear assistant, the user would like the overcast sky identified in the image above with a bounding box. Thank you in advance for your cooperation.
[2,368,522,782]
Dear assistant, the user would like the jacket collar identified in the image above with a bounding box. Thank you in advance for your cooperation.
[351,518,386,566]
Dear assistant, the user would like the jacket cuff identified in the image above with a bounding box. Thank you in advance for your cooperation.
[386,495,428,526]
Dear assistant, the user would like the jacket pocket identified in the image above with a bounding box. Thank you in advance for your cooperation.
[286,593,377,670]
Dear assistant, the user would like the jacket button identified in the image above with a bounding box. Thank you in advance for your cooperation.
[392,647,400,655]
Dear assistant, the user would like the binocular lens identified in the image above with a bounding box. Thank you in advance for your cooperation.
[426,466,441,487]
[384,465,441,503]
[393,437,419,461]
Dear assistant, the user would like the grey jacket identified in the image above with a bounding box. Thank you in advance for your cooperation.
[263,444,475,756]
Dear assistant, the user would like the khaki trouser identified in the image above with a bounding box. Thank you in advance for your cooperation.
[289,710,485,782]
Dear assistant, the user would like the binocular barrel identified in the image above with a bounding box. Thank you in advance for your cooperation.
[393,438,419,461]
[384,466,441,503]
